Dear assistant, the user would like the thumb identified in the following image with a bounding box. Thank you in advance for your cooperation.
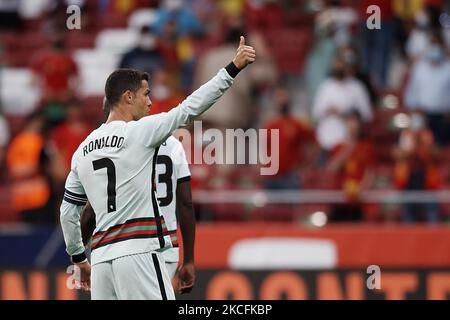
[239,36,245,47]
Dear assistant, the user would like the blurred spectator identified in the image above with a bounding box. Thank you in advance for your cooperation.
[148,68,184,115]
[305,3,338,100]
[315,0,358,48]
[102,0,156,15]
[157,17,197,91]
[0,111,10,180]
[393,112,441,223]
[194,24,277,129]
[119,26,165,75]
[326,111,376,222]
[306,0,358,99]
[5,112,60,224]
[158,18,181,71]
[392,0,425,21]
[191,0,220,30]
[312,56,373,151]
[264,86,317,190]
[341,46,378,105]
[153,0,205,37]
[360,0,397,89]
[49,101,92,176]
[0,0,22,30]
[404,30,450,145]
[217,0,245,18]
[30,32,79,104]
[406,5,442,61]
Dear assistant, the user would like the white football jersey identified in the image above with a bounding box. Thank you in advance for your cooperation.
[156,136,190,263]
[60,68,234,265]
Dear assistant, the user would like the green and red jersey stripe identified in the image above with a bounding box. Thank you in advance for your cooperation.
[91,217,168,250]
[168,230,179,247]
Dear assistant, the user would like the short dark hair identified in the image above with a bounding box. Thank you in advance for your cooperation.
[104,69,149,108]
[102,97,110,118]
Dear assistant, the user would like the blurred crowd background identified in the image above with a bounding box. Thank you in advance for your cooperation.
[1,0,450,226]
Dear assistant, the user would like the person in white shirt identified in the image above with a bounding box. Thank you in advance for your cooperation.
[312,57,372,151]
[0,113,9,171]
[60,36,256,300]
[80,134,196,294]
[404,31,450,145]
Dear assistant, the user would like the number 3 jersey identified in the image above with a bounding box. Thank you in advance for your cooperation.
[60,67,234,266]
[155,136,191,263]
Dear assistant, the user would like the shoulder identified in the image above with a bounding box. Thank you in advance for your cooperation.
[319,78,336,88]
[442,60,450,70]
[161,136,184,155]
[347,77,365,88]
[165,135,183,148]
[411,59,428,72]
[347,78,368,94]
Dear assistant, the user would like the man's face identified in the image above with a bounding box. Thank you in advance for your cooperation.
[131,80,152,120]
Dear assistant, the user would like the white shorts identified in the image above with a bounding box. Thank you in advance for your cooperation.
[165,261,179,279]
[91,251,175,300]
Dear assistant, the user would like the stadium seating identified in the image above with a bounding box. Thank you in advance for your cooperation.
[263,28,313,75]
[95,28,139,55]
[127,8,157,31]
[0,68,41,116]
[72,49,121,96]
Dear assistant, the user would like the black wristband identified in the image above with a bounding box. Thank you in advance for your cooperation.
[225,61,241,78]
[71,252,87,264]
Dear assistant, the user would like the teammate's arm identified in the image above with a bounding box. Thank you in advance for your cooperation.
[60,155,91,291]
[132,36,256,148]
[175,178,196,294]
[80,202,96,246]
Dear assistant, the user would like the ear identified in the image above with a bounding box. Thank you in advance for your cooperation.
[123,90,133,104]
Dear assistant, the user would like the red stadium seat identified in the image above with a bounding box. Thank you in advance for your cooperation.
[81,96,106,125]
[5,115,28,138]
[0,185,17,223]
[0,31,18,50]
[263,28,313,75]
[93,14,128,30]
[15,32,49,51]
[66,31,98,50]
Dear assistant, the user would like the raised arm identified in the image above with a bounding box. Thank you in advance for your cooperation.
[131,36,256,148]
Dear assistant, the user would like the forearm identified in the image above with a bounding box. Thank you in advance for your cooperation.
[178,206,196,263]
[176,181,196,263]
[180,210,195,263]
[80,202,96,246]
[60,201,86,262]
[144,65,238,147]
[178,64,238,123]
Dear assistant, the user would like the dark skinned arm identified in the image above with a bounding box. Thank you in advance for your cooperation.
[80,202,96,246]
[175,178,196,294]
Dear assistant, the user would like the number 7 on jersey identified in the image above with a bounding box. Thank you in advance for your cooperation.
[93,158,117,213]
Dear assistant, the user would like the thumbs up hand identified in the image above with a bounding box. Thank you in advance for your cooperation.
[232,36,256,70]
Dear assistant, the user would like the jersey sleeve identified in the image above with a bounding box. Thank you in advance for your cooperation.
[60,150,88,259]
[129,67,234,148]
